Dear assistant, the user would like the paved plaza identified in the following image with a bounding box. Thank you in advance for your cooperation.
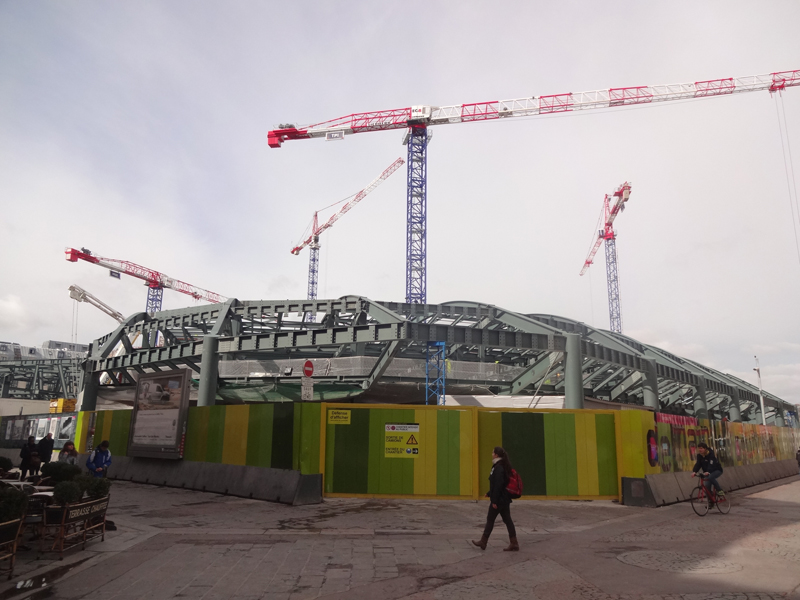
[6,475,800,600]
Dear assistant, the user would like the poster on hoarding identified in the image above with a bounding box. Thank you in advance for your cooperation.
[11,419,24,441]
[127,368,189,460]
[48,418,59,438]
[36,419,48,439]
[4,421,12,440]
[57,416,76,441]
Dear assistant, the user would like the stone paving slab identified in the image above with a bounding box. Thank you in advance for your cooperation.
[3,475,798,600]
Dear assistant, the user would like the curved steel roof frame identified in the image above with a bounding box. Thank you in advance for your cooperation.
[77,297,796,424]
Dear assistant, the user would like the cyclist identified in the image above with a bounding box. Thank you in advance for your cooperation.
[692,442,724,505]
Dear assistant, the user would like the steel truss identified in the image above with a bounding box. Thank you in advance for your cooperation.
[75,297,795,423]
[0,358,81,401]
[425,341,446,405]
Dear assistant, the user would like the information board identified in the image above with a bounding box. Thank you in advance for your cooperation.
[384,423,420,458]
[127,368,190,460]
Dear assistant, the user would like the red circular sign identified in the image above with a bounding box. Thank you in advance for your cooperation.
[303,360,314,377]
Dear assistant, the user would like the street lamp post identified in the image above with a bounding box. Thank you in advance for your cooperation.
[753,356,767,427]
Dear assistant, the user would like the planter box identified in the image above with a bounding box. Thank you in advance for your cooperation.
[0,518,23,579]
[41,496,109,558]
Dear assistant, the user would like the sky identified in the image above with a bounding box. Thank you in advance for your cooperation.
[1,1,799,404]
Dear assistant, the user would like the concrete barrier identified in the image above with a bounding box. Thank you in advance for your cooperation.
[638,458,799,508]
[717,468,739,492]
[674,471,697,500]
[105,455,321,505]
[644,473,684,506]
[0,449,321,505]
[737,464,754,487]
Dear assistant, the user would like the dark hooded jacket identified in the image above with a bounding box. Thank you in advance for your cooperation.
[692,449,723,475]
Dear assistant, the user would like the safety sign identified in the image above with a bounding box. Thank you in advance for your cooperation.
[327,409,351,425]
[384,423,420,459]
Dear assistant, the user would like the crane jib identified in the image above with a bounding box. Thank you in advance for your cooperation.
[267,70,799,148]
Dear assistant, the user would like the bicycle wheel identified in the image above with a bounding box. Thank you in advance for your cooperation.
[691,486,709,516]
[715,493,731,514]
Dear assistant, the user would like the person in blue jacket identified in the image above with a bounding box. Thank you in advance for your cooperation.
[86,440,112,478]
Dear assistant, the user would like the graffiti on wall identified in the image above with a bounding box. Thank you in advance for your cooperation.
[651,412,798,473]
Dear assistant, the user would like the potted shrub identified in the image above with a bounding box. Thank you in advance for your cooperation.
[52,482,83,506]
[41,463,81,484]
[86,478,111,500]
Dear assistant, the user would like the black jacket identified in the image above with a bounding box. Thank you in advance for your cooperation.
[19,443,37,464]
[488,462,512,506]
[37,437,54,462]
[796,449,800,466]
[692,450,723,475]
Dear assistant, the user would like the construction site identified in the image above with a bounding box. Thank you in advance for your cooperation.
[1,69,798,427]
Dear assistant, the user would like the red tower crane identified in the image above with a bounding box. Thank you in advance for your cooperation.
[291,158,404,321]
[267,70,799,305]
[580,183,632,333]
[65,248,227,313]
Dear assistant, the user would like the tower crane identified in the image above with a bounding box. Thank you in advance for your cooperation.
[268,70,799,304]
[65,248,227,313]
[68,285,125,323]
[580,182,631,333]
[291,157,405,320]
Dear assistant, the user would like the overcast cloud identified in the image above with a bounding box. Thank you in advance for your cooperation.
[1,1,798,403]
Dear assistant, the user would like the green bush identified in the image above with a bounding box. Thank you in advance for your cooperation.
[74,475,93,496]
[0,457,13,473]
[41,462,81,483]
[53,481,83,506]
[0,487,28,522]
[86,478,111,499]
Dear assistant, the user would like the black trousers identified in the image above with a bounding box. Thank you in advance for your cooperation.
[483,502,516,538]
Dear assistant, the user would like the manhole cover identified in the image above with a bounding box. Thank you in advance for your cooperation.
[616,550,741,573]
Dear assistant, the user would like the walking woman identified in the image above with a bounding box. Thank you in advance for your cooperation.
[472,446,518,551]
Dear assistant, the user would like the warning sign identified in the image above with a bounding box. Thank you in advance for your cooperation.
[384,423,421,459]
[327,409,351,425]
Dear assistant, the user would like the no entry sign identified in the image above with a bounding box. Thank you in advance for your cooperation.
[303,360,314,377]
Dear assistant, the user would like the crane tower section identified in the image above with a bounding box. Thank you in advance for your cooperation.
[580,182,631,334]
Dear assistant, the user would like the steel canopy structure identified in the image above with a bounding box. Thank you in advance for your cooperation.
[72,297,796,426]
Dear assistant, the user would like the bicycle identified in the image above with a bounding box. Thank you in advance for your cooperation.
[690,473,731,516]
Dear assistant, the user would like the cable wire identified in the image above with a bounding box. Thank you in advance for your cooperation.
[774,94,800,267]
[779,93,800,241]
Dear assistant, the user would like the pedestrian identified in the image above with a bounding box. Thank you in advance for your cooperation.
[58,441,79,465]
[472,446,518,552]
[86,440,112,478]
[796,446,800,475]
[37,433,55,464]
[19,436,40,480]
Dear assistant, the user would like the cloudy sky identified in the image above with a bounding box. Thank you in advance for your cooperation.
[1,2,798,403]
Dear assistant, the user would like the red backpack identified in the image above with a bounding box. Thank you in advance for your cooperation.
[506,468,523,499]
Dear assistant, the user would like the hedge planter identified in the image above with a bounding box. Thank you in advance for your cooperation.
[40,496,109,558]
